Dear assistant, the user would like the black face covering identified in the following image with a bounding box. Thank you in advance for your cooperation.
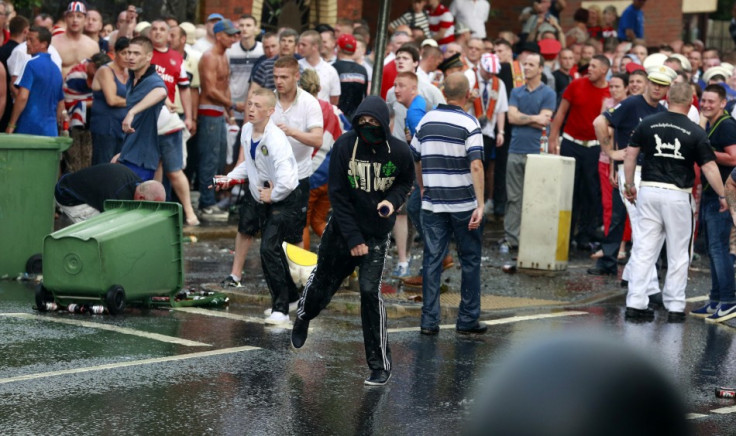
[356,124,386,145]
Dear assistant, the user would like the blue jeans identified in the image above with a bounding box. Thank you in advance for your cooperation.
[406,182,423,239]
[701,192,736,304]
[196,115,227,209]
[420,209,482,330]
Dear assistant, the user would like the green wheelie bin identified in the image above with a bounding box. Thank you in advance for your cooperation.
[0,134,71,277]
[36,200,184,314]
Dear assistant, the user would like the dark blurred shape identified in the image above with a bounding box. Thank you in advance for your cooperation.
[465,333,691,436]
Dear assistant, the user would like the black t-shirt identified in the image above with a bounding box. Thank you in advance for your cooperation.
[706,114,736,185]
[55,164,141,211]
[604,95,667,162]
[332,60,368,119]
[552,70,572,106]
[630,111,715,189]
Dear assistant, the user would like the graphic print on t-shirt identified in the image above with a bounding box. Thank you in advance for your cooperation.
[653,134,684,160]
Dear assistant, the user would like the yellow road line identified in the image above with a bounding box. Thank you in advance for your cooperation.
[388,310,589,333]
[0,346,260,385]
[1,313,210,347]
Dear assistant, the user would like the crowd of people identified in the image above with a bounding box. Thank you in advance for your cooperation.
[6,0,736,384]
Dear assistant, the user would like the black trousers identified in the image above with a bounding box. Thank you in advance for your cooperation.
[297,220,392,371]
[561,138,602,245]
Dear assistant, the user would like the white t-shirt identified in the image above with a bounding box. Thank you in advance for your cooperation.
[191,37,213,55]
[8,43,62,79]
[273,88,324,179]
[298,57,341,101]
[449,0,490,38]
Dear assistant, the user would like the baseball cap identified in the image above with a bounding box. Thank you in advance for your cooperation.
[337,33,357,54]
[207,13,224,22]
[646,65,677,86]
[135,21,151,34]
[625,62,645,74]
[214,19,239,35]
[480,53,501,74]
[66,1,87,14]
[538,39,561,61]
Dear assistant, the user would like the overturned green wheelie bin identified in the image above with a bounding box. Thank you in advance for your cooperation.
[36,200,184,314]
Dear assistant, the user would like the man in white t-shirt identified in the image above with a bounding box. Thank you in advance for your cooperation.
[297,29,340,105]
[273,56,324,247]
[226,14,264,124]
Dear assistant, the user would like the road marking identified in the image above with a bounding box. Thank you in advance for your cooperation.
[388,310,589,333]
[0,346,260,386]
[686,295,708,303]
[710,405,736,414]
[0,313,210,347]
[686,413,708,420]
[173,307,273,325]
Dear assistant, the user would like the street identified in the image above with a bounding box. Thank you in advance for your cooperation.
[2,270,736,434]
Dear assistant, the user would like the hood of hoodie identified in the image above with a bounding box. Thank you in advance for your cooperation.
[351,96,392,138]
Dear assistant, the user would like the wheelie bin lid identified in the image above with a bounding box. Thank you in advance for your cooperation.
[0,133,72,152]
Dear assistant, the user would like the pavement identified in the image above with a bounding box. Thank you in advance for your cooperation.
[181,215,714,321]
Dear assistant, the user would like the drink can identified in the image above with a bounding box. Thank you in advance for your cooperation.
[67,303,79,313]
[378,205,390,217]
[90,305,105,314]
[44,302,58,311]
[715,387,736,398]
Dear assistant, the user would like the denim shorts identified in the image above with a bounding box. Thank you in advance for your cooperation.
[160,130,184,173]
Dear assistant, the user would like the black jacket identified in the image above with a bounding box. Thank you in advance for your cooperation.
[328,96,415,248]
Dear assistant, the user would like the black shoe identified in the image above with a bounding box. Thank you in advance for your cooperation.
[587,267,616,276]
[364,369,391,386]
[420,327,439,335]
[648,293,664,309]
[291,316,310,348]
[667,311,686,323]
[624,307,655,321]
[620,280,628,288]
[456,323,488,334]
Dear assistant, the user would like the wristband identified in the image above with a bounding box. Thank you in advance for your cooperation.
[719,195,726,199]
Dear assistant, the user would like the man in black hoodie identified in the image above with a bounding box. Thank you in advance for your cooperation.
[291,96,414,386]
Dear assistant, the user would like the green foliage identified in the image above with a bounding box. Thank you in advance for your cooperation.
[711,0,734,21]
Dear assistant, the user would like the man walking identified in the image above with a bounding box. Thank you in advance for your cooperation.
[291,96,414,386]
[411,72,487,335]
[501,52,556,252]
[623,82,728,322]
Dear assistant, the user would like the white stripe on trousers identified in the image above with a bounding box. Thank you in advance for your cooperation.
[618,166,660,295]
[378,236,390,371]
[626,186,695,312]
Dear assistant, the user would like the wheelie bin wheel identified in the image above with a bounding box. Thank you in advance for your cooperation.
[25,253,43,274]
[35,284,54,311]
[106,285,126,315]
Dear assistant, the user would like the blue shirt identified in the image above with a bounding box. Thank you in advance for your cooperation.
[406,94,427,137]
[618,4,644,40]
[16,53,63,136]
[508,83,556,155]
[119,66,166,170]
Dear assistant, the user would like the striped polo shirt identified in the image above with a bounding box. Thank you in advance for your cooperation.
[410,104,484,213]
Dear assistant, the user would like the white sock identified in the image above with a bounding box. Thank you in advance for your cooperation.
[231,274,241,282]
[398,262,409,269]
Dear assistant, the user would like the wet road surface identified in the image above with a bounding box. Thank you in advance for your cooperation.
[2,277,736,435]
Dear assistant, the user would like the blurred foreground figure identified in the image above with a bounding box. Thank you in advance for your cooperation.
[465,333,690,436]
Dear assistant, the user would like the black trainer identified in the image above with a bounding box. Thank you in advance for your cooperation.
[648,293,664,309]
[420,327,439,335]
[291,316,310,348]
[364,370,391,386]
[220,275,241,288]
[457,323,488,334]
[667,311,686,323]
[587,267,616,276]
[624,307,655,321]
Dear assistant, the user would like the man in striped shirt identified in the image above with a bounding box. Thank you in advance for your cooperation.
[427,0,455,50]
[411,72,487,335]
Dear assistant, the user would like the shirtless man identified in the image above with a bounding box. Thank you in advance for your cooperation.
[196,19,239,219]
[52,2,99,78]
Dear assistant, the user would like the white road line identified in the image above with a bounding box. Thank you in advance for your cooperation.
[686,413,709,420]
[710,405,736,414]
[0,313,210,347]
[686,295,709,303]
[0,346,260,386]
[173,307,271,324]
[388,311,589,333]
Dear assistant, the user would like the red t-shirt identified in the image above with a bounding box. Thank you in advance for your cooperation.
[151,48,189,102]
[562,77,610,140]
[380,60,397,100]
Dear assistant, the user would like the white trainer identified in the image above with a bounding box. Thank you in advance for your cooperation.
[264,311,290,325]
[264,301,298,316]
